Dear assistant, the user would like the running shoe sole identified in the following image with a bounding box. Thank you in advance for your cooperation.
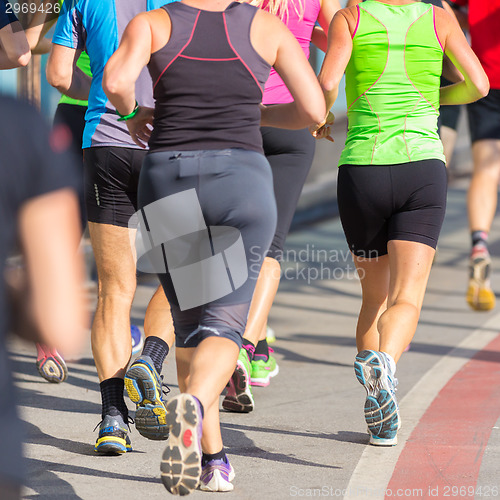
[466,282,496,311]
[161,395,202,495]
[94,437,131,455]
[354,350,399,446]
[36,351,68,383]
[125,358,168,440]
[250,363,279,387]
[222,361,254,413]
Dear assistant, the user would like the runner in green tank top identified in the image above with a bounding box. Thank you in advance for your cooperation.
[312,0,488,447]
[342,1,445,165]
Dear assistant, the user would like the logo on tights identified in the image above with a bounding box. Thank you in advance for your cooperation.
[129,189,248,310]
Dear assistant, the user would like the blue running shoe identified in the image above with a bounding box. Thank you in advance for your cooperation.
[94,414,132,455]
[161,394,203,495]
[200,456,235,492]
[125,355,169,440]
[131,325,144,356]
[354,350,399,446]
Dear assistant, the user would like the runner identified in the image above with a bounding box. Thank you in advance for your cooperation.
[222,0,340,414]
[103,0,325,492]
[312,0,488,446]
[447,0,500,311]
[0,95,87,500]
[0,0,30,68]
[47,0,178,454]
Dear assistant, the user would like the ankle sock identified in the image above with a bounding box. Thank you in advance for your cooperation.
[254,339,269,362]
[202,448,226,466]
[141,335,169,375]
[241,340,255,362]
[471,230,489,251]
[100,377,128,420]
[381,352,396,376]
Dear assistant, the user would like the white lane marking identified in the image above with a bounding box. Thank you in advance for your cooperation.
[344,312,500,500]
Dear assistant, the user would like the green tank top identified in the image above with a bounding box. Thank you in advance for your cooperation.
[57,0,91,108]
[340,0,445,166]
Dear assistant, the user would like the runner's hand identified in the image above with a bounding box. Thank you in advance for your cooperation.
[126,106,154,149]
[310,111,334,142]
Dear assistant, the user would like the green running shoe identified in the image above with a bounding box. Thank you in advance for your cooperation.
[222,347,254,413]
[251,351,279,387]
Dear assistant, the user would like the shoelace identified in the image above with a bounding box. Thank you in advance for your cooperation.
[160,375,171,399]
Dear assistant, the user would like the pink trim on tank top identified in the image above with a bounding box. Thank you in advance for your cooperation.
[352,5,360,38]
[179,54,239,62]
[153,11,201,90]
[432,6,444,52]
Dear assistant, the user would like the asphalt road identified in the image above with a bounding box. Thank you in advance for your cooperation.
[8,172,500,500]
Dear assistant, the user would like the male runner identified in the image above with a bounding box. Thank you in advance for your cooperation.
[47,0,177,454]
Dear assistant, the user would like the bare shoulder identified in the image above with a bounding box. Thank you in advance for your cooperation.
[251,7,289,47]
[332,7,357,34]
[433,4,457,41]
[252,6,285,31]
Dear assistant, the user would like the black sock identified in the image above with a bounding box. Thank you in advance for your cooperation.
[141,335,170,374]
[241,339,255,362]
[202,448,226,466]
[254,339,269,362]
[100,378,128,421]
[472,230,489,249]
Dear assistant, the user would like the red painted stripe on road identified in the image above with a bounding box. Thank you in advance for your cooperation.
[386,334,500,498]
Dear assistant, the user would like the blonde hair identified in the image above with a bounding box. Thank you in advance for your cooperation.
[247,0,306,22]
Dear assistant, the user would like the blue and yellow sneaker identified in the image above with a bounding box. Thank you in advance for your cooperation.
[124,355,169,440]
[161,394,203,495]
[222,347,254,413]
[94,414,132,455]
[354,350,399,446]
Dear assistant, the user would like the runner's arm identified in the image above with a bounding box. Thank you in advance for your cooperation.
[19,188,87,357]
[317,10,352,116]
[103,13,153,117]
[438,9,488,105]
[0,21,30,68]
[46,44,89,100]
[312,0,341,52]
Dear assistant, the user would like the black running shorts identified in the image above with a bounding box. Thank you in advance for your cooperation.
[261,126,315,261]
[467,89,500,143]
[83,146,145,228]
[337,159,447,257]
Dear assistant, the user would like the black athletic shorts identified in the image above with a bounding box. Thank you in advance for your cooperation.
[261,126,315,261]
[467,88,500,143]
[337,159,447,257]
[54,103,87,228]
[83,146,145,228]
[53,103,86,154]
[138,149,277,349]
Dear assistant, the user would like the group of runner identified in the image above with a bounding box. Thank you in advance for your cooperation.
[1,0,498,497]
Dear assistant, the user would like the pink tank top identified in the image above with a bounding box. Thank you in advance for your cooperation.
[262,0,321,104]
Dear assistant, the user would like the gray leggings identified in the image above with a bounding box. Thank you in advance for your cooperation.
[138,148,277,348]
